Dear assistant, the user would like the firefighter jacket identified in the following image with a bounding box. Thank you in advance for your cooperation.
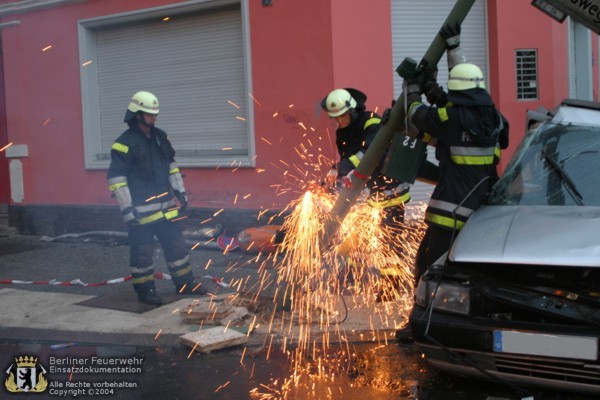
[107,125,186,225]
[334,104,410,208]
[407,88,509,231]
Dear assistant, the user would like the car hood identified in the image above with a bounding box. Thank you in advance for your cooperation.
[449,205,600,267]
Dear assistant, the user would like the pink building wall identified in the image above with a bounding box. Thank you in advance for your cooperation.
[0,0,364,211]
[0,0,593,216]
[487,0,586,171]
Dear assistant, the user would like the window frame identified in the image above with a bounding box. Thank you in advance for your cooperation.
[515,48,539,101]
[78,0,255,170]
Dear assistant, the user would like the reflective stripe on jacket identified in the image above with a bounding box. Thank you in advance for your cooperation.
[107,125,183,224]
[408,90,504,231]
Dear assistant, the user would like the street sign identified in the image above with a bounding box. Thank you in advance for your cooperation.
[533,0,600,34]
[531,0,567,23]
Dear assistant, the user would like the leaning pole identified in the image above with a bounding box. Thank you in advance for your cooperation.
[321,0,477,248]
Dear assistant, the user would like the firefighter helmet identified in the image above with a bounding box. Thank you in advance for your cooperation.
[447,63,486,91]
[322,89,357,117]
[128,91,159,115]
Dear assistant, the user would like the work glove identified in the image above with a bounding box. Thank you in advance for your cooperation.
[174,191,189,212]
[423,81,447,107]
[440,22,466,69]
[123,206,142,226]
[341,169,369,189]
[423,66,438,83]
[380,100,396,125]
[440,22,461,50]
[324,168,338,186]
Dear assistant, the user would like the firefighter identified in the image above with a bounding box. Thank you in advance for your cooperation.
[321,88,411,294]
[107,91,206,305]
[321,88,410,220]
[404,23,510,285]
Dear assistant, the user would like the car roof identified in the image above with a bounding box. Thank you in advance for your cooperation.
[552,99,600,125]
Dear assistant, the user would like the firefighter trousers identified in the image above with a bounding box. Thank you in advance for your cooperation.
[128,219,193,294]
[414,226,455,286]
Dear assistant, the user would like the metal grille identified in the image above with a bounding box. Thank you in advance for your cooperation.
[516,49,538,100]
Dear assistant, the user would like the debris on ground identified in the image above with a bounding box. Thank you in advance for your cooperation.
[179,327,248,353]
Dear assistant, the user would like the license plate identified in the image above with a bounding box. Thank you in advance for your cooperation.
[493,330,598,360]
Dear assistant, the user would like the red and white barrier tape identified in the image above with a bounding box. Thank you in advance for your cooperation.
[0,272,228,288]
[0,272,163,287]
[203,275,230,288]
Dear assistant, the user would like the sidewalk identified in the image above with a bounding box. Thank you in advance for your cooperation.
[0,234,405,350]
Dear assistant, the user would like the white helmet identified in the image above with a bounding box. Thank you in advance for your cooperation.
[322,88,357,117]
[447,63,486,91]
[128,91,159,114]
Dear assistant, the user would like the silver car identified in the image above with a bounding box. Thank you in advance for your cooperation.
[409,99,600,396]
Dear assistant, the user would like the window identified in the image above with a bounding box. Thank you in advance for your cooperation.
[78,0,254,169]
[516,49,538,100]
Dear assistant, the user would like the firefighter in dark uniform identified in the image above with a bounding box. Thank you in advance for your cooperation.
[321,88,411,293]
[404,24,510,285]
[107,91,206,305]
[321,88,411,223]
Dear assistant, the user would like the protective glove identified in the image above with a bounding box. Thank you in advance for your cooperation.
[423,66,438,83]
[440,22,461,50]
[174,191,189,212]
[324,168,338,186]
[123,206,142,226]
[423,81,447,107]
[380,100,396,125]
[381,108,391,125]
[341,169,369,189]
[440,22,466,68]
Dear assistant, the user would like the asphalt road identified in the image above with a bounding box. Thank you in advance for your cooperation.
[0,234,597,400]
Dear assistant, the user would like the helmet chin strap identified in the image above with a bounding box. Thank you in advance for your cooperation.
[348,108,358,123]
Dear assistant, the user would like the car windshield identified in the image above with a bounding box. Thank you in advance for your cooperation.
[489,121,600,206]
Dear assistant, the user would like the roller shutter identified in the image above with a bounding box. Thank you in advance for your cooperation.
[81,2,252,169]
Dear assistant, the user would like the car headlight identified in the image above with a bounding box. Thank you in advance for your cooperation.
[415,279,471,316]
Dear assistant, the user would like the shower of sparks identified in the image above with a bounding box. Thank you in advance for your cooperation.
[154,101,427,398]
[42,119,51,126]
[245,185,426,398]
[81,60,92,67]
[236,116,246,121]
[162,17,170,22]
[42,45,52,52]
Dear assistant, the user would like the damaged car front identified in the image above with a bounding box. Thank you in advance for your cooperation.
[409,99,600,396]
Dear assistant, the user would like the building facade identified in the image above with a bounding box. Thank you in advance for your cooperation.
[0,0,595,235]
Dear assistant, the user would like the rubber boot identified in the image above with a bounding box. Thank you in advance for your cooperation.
[136,288,162,306]
[132,270,163,305]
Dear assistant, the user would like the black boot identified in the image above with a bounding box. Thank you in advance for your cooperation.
[137,288,163,305]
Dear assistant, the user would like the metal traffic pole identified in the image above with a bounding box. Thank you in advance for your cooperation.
[320,0,477,248]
